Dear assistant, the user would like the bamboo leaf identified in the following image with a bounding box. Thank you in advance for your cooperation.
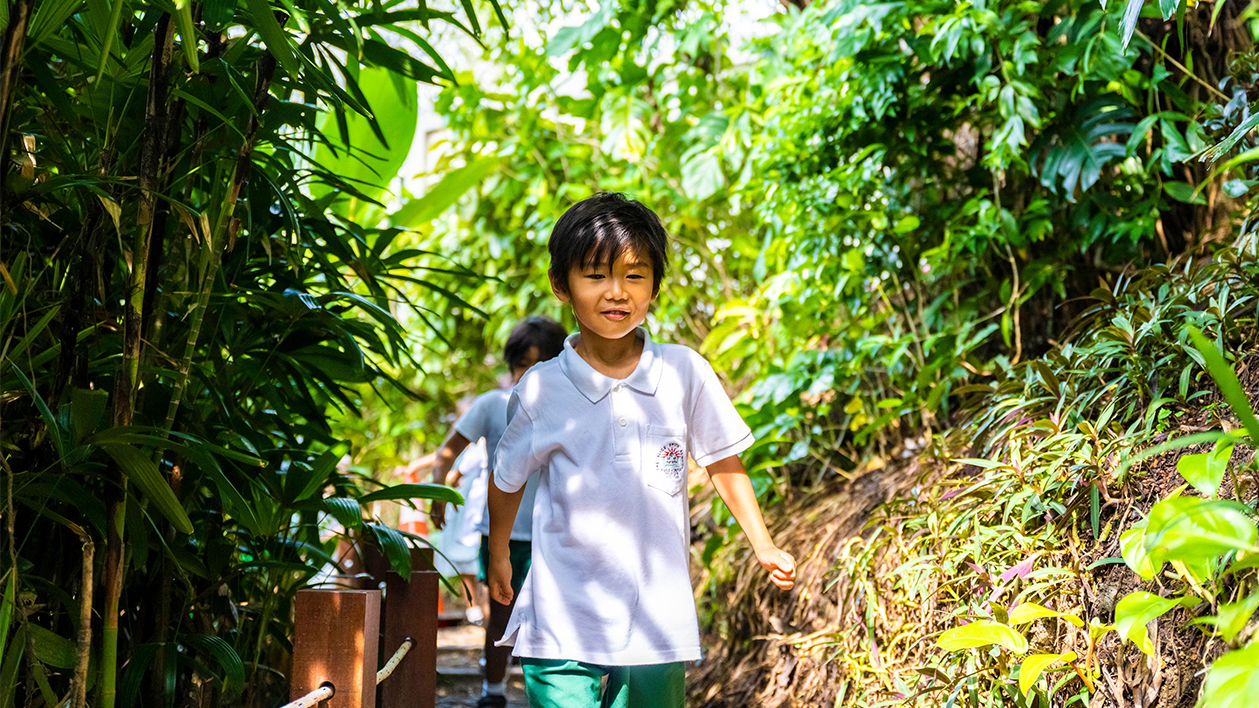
[8,364,70,460]
[389,156,502,227]
[204,0,237,32]
[245,0,300,76]
[99,443,194,534]
[174,0,200,72]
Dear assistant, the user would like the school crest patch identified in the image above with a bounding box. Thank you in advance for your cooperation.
[657,442,686,482]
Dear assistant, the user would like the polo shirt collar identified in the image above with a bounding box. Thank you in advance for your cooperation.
[559,327,663,403]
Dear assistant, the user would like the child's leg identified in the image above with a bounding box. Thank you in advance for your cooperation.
[520,659,604,708]
[604,663,685,708]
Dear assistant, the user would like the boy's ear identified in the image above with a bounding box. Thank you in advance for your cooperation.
[548,268,571,302]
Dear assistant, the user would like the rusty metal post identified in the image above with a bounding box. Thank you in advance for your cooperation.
[291,589,381,708]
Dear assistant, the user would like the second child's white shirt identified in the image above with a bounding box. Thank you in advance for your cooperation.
[492,328,753,665]
[453,389,539,542]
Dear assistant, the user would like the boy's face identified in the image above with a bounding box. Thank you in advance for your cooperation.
[551,248,656,342]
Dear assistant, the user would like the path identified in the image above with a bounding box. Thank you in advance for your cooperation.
[436,623,528,707]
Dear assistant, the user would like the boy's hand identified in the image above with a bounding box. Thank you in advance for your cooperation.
[488,552,515,606]
[756,546,796,590]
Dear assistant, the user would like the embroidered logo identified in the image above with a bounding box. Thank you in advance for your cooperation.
[657,442,685,481]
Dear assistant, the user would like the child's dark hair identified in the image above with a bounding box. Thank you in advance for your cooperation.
[504,316,567,371]
[548,193,668,296]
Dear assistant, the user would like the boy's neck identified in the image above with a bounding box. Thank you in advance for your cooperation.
[572,324,644,380]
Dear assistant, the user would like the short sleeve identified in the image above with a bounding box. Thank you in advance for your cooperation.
[687,355,754,468]
[492,390,540,493]
[453,393,493,443]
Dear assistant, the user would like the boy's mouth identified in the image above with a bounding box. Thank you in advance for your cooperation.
[602,309,630,321]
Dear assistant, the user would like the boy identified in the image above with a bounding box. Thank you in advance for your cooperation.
[488,193,795,707]
[431,316,569,708]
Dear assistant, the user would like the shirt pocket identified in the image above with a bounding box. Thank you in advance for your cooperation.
[644,425,688,496]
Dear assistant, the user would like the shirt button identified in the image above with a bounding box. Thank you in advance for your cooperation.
[619,417,628,427]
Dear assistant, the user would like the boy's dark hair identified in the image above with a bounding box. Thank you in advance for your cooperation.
[548,193,668,296]
[504,316,567,371]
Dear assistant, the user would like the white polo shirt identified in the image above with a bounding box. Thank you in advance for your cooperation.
[492,328,753,665]
[452,389,539,542]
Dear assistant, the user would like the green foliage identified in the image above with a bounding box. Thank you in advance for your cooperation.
[0,0,490,704]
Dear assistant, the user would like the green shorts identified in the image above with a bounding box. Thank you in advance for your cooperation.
[478,535,531,597]
[520,659,685,708]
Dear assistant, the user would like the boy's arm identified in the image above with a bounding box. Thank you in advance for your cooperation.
[429,430,471,530]
[707,455,796,590]
[486,476,525,605]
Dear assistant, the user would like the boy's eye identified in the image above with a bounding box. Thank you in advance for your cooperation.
[586,273,605,280]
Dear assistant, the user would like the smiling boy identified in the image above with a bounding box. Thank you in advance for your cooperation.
[487,193,795,708]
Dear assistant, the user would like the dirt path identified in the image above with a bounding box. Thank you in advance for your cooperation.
[437,624,529,707]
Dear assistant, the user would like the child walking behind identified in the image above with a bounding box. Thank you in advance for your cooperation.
[488,193,796,708]
[431,316,568,708]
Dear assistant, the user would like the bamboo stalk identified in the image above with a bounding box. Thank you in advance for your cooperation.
[73,536,95,708]
[161,47,279,433]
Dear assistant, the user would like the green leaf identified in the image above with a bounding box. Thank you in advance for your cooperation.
[246,0,300,76]
[204,0,237,32]
[1204,592,1259,643]
[1115,591,1179,655]
[1202,109,1259,162]
[1120,0,1143,48]
[681,149,724,201]
[174,0,200,73]
[1197,642,1259,708]
[99,443,194,534]
[184,635,245,695]
[27,624,75,670]
[1158,0,1180,20]
[894,216,921,233]
[358,482,464,505]
[9,364,70,460]
[1008,602,1084,627]
[1164,181,1206,204]
[389,156,502,227]
[0,571,14,665]
[1176,439,1233,497]
[1186,326,1259,445]
[1019,652,1076,697]
[1121,522,1157,580]
[936,620,1028,653]
[312,67,419,215]
[367,522,412,577]
[324,497,363,529]
[92,0,127,80]
[1222,179,1251,198]
[1144,497,1259,564]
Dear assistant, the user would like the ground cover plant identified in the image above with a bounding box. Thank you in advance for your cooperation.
[692,240,1259,706]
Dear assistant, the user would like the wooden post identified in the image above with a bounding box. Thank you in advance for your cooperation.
[363,546,439,708]
[291,589,381,708]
